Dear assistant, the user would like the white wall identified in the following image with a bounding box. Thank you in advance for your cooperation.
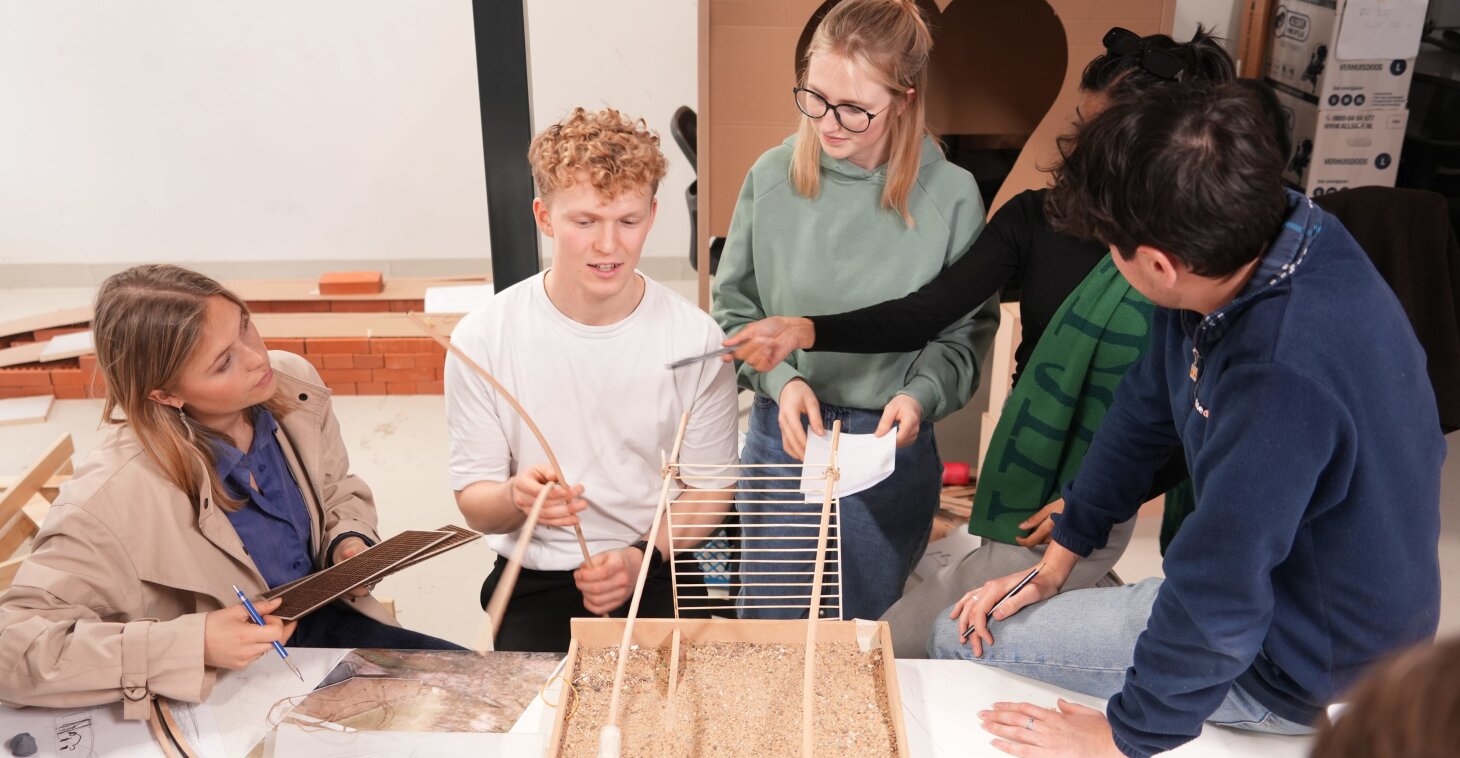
[0,1,490,269]
[0,0,699,277]
[525,0,699,270]
[1174,0,1242,53]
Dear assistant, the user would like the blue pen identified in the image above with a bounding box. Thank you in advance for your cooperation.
[231,584,303,681]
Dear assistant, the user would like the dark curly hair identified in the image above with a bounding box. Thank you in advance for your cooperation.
[1045,82,1287,278]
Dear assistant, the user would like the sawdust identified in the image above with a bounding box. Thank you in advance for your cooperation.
[559,641,898,757]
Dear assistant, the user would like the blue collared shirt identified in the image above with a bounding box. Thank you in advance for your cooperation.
[212,409,315,589]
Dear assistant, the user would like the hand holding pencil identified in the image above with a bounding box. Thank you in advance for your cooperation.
[950,558,1066,658]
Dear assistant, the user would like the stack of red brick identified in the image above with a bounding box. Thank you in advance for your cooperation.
[0,323,97,400]
[0,301,452,399]
[266,337,446,396]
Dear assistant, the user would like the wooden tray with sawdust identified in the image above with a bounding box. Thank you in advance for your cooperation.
[548,618,908,758]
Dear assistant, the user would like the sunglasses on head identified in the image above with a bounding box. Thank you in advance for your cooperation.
[1102,27,1186,81]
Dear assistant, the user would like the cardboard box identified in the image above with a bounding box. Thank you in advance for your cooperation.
[1265,0,1426,110]
[1275,88,1408,195]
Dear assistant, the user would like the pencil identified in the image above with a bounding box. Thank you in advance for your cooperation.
[961,563,1044,642]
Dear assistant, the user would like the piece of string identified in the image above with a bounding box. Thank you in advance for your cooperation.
[540,671,580,721]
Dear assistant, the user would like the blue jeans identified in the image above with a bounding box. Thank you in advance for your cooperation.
[736,396,942,621]
[928,578,1314,736]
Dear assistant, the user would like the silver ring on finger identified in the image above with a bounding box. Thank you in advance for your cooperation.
[1025,717,1035,731]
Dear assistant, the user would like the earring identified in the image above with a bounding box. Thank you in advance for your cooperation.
[177,406,196,442]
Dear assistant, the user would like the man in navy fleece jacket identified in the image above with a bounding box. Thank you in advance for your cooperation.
[928,83,1445,757]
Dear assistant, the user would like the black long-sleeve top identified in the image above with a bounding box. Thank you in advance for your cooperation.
[810,188,1107,385]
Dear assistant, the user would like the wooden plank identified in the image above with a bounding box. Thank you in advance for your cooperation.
[0,555,24,590]
[228,276,489,302]
[38,330,95,362]
[0,506,38,561]
[0,434,73,528]
[0,342,46,369]
[1236,0,1276,78]
[0,306,92,341]
[0,473,70,500]
[0,396,54,427]
[254,312,464,338]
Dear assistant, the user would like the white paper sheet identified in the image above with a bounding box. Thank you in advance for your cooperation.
[161,701,228,758]
[274,723,546,756]
[0,702,158,757]
[1335,0,1427,60]
[798,429,896,502]
[194,647,352,758]
[424,284,494,314]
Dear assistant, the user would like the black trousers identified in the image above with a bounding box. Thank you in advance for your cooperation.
[289,602,465,650]
[479,553,708,652]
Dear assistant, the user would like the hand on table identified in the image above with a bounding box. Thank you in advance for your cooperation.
[979,699,1122,757]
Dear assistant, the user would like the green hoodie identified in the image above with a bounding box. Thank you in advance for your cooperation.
[712,134,999,420]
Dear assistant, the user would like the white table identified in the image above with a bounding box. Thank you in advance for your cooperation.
[895,659,1311,757]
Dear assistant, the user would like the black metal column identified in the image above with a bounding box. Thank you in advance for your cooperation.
[471,0,539,289]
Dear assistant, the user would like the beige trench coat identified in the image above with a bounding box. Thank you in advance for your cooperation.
[0,351,394,718]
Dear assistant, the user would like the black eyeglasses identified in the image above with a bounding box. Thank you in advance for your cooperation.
[1103,27,1186,81]
[792,87,887,133]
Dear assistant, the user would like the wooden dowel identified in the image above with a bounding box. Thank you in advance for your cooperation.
[409,313,594,566]
[604,413,691,749]
[485,484,554,641]
[802,420,841,758]
[665,628,682,734]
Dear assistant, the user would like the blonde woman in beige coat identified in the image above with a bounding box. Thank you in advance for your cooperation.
[0,265,458,719]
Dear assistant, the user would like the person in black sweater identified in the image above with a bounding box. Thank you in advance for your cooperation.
[722,27,1236,657]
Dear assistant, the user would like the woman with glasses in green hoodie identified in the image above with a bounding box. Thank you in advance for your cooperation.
[712,0,998,622]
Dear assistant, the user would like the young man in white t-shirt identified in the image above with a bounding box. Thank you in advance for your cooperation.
[445,107,739,652]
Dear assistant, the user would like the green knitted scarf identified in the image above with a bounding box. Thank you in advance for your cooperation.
[970,256,1190,547]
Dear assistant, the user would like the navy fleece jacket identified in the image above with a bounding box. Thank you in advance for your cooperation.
[1050,192,1445,757]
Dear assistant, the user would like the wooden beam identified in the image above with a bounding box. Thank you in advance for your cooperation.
[0,434,73,528]
[802,420,842,758]
[254,312,464,339]
[0,307,92,341]
[0,555,24,589]
[0,506,39,561]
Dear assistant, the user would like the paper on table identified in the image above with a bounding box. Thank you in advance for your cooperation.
[799,430,896,502]
[1335,0,1426,60]
[0,702,157,757]
[161,701,228,758]
[193,647,352,758]
[274,723,546,756]
[424,284,494,314]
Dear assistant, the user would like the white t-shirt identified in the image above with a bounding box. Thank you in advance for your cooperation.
[445,271,739,571]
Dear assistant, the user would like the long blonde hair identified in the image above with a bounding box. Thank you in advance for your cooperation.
[791,0,934,225]
[94,264,292,511]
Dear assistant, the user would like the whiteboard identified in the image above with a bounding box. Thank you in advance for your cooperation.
[0,1,491,266]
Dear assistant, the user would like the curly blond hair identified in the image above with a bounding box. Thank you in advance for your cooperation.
[528,107,668,201]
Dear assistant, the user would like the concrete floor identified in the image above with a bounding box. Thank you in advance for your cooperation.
[2,394,1458,649]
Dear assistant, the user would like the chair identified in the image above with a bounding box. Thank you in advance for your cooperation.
[670,106,724,275]
[1398,73,1460,199]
